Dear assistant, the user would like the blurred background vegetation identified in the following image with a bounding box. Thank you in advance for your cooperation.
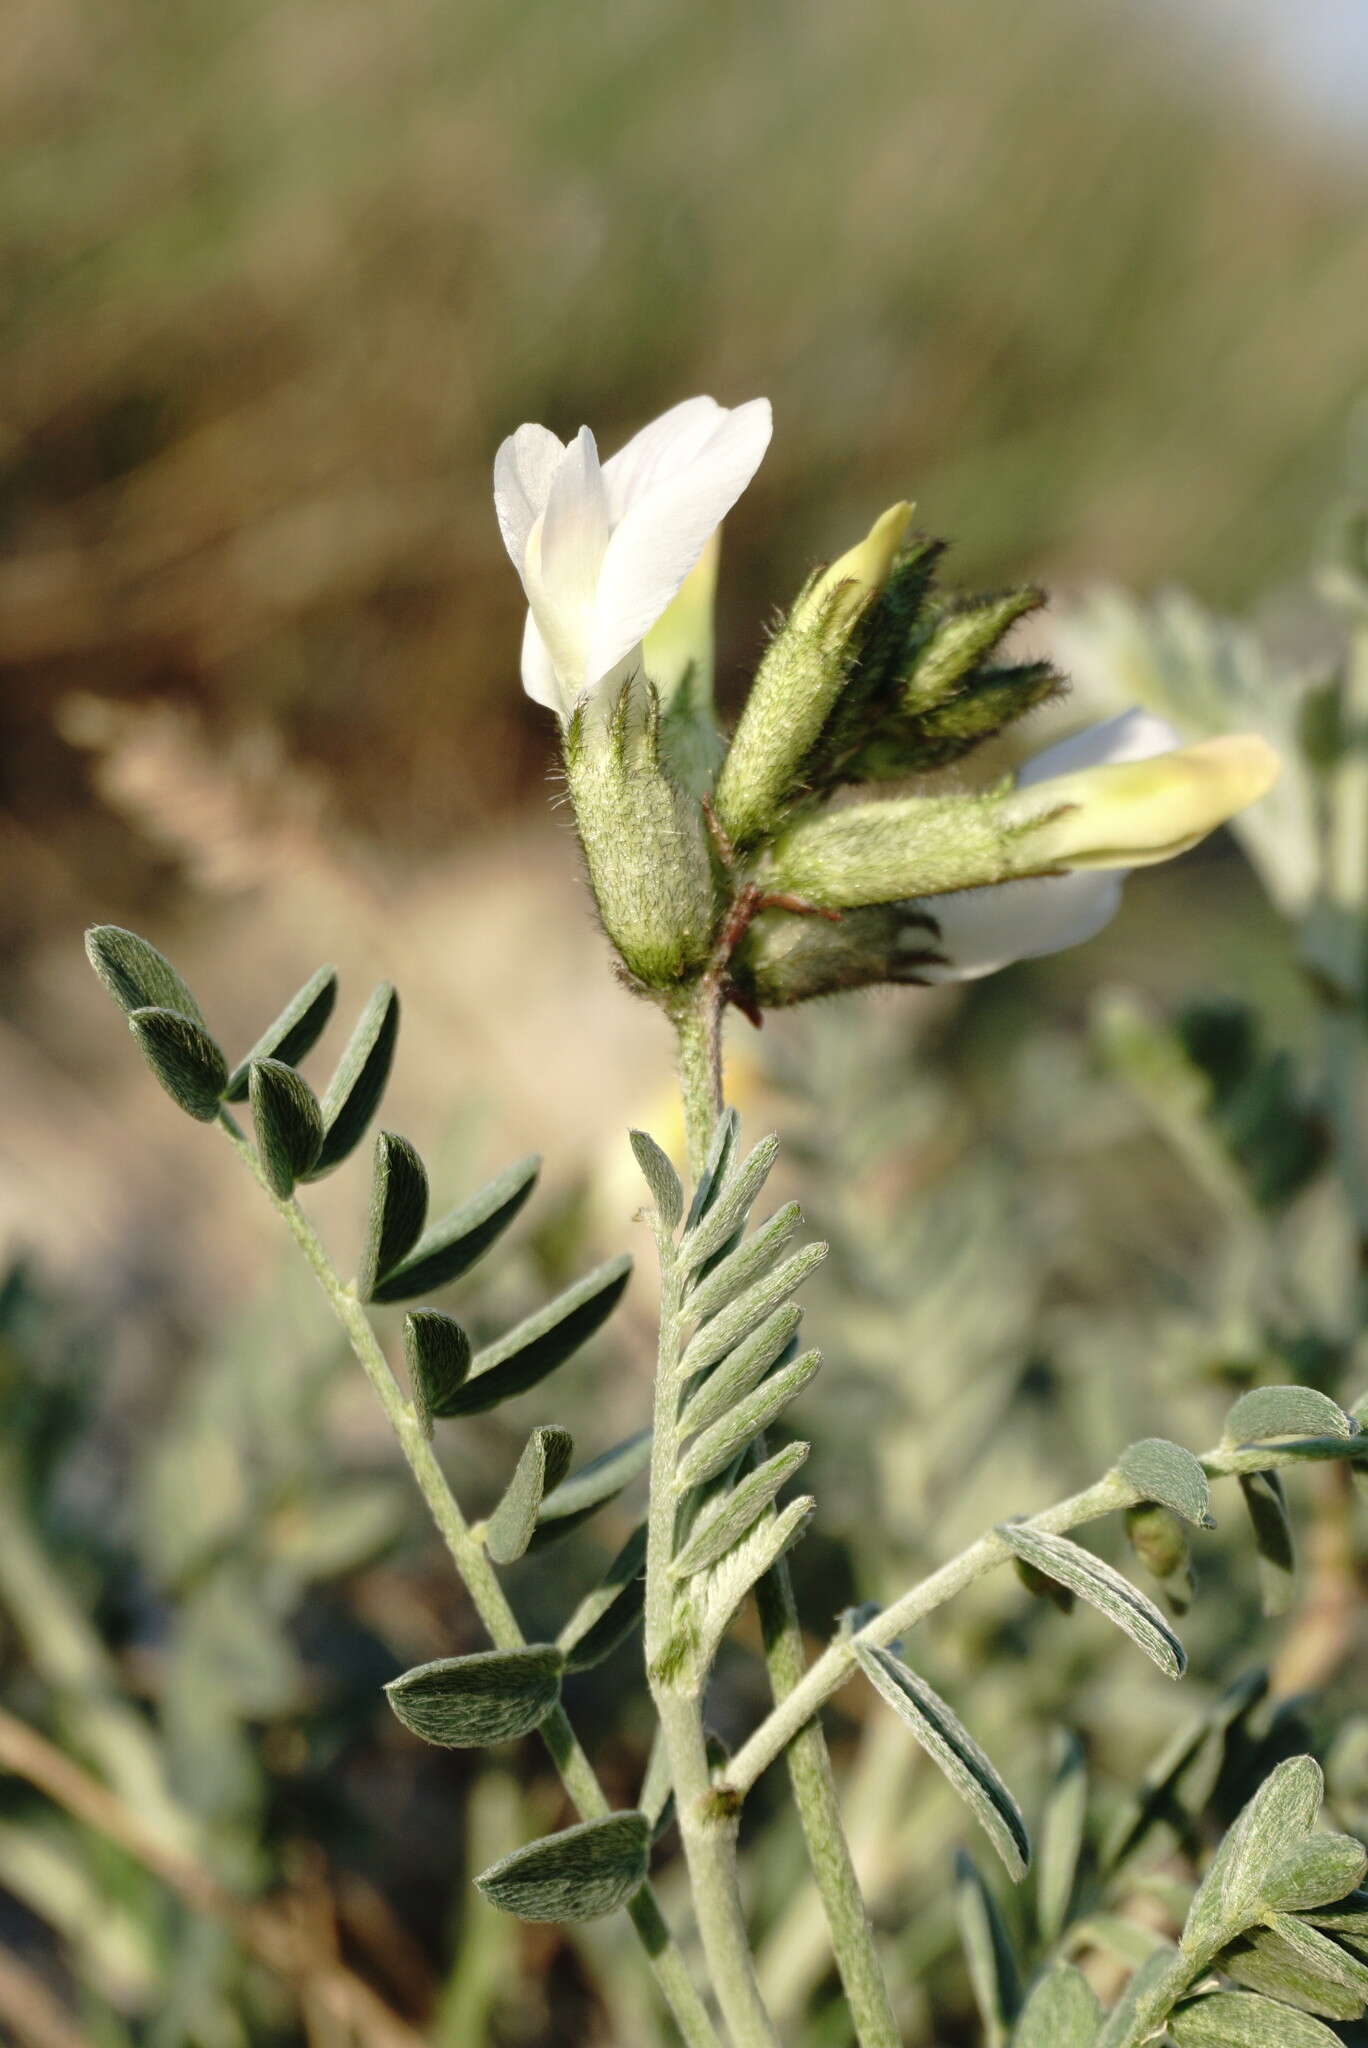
[3,0,1367,2041]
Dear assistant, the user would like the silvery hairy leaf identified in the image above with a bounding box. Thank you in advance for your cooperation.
[358,1131,429,1299]
[1223,1386,1356,1448]
[671,1440,810,1577]
[676,1303,803,1438]
[673,1348,821,1493]
[854,1641,1031,1880]
[384,1645,562,1746]
[1011,1962,1102,2048]
[689,1495,814,1674]
[956,1852,1020,2048]
[403,1310,472,1435]
[998,1525,1186,1679]
[529,1429,653,1549]
[684,1202,805,1325]
[486,1426,575,1565]
[1117,1438,1215,1526]
[224,963,337,1099]
[369,1153,539,1303]
[1168,1990,1343,2047]
[1093,1943,1183,2048]
[629,1128,683,1232]
[475,1811,651,1923]
[684,1108,740,1231]
[1239,1469,1296,1616]
[1037,1730,1088,1946]
[86,923,208,1028]
[303,983,400,1178]
[682,1133,780,1270]
[248,1058,324,1196]
[129,1007,228,1121]
[445,1255,632,1416]
[557,1524,647,1673]
[677,1243,827,1380]
[1219,1916,1368,2020]
[1182,1754,1323,1966]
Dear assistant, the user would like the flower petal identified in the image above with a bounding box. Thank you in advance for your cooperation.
[493,423,566,571]
[1019,708,1181,785]
[519,612,564,715]
[916,872,1125,983]
[525,426,611,694]
[601,397,730,520]
[586,398,772,685]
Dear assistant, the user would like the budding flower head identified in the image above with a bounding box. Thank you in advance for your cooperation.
[791,501,913,636]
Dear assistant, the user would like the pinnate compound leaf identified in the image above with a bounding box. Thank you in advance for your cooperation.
[129,1007,228,1120]
[678,1244,827,1379]
[854,1641,1031,1880]
[1224,1386,1356,1447]
[486,1427,575,1565]
[358,1132,429,1299]
[529,1430,653,1549]
[475,1811,651,1923]
[677,1303,804,1438]
[956,1852,1020,2047]
[248,1058,324,1195]
[385,1645,562,1746]
[403,1311,472,1435]
[674,1348,822,1492]
[1117,1439,1214,1526]
[686,1203,805,1325]
[1037,1731,1088,1946]
[629,1129,683,1232]
[368,1154,539,1302]
[446,1256,632,1416]
[1168,1990,1343,2047]
[86,924,207,1027]
[305,983,400,1177]
[1239,1469,1296,1616]
[1220,1915,1368,2020]
[224,963,337,1099]
[557,1524,647,1673]
[1011,1961,1101,2048]
[672,1441,810,1577]
[1182,1755,1323,1965]
[997,1525,1186,1679]
[683,1134,780,1268]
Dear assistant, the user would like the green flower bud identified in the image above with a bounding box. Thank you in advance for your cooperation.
[900,588,1045,714]
[1125,1502,1196,1614]
[714,503,912,848]
[731,901,945,1009]
[564,679,720,989]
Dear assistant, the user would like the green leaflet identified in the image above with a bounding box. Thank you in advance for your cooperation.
[1239,1469,1296,1616]
[304,983,400,1178]
[688,1495,814,1675]
[1094,1945,1184,2048]
[485,1427,575,1565]
[1116,1438,1214,1526]
[528,1430,653,1549]
[557,1524,647,1673]
[224,963,337,1099]
[1224,1385,1356,1447]
[358,1132,429,1300]
[1036,1730,1088,1946]
[956,1853,1020,2048]
[681,1133,780,1270]
[475,1811,651,1923]
[1168,1990,1344,2047]
[673,1348,822,1492]
[684,1108,740,1231]
[129,1007,228,1121]
[86,924,208,1028]
[446,1256,633,1417]
[369,1154,540,1303]
[677,1303,804,1438]
[1220,1916,1368,2020]
[629,1129,683,1233]
[685,1203,805,1325]
[997,1525,1186,1679]
[384,1645,562,1746]
[671,1441,810,1577]
[677,1243,827,1379]
[1263,1832,1368,1912]
[403,1310,472,1435]
[248,1058,324,1196]
[1011,1962,1101,2048]
[854,1641,1031,1880]
[1182,1755,1324,1967]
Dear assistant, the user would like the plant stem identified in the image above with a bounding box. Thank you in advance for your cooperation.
[218,1114,720,2048]
[645,1216,779,2048]
[668,988,900,2048]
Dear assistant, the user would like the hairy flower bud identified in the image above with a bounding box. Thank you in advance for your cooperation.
[731,902,946,1008]
[1001,733,1281,870]
[714,504,912,848]
[564,680,720,989]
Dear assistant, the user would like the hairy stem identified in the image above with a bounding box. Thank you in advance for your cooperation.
[669,986,899,2048]
[218,1113,720,2048]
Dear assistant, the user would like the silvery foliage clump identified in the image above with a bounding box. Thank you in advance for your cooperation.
[84,398,1368,2047]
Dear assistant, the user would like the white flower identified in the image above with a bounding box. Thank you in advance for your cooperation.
[914,709,1193,981]
[493,396,773,721]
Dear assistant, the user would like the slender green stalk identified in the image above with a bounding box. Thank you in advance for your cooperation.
[669,988,900,2048]
[645,1211,779,2048]
[217,1113,721,2048]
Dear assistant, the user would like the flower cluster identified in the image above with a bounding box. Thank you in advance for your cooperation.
[495,398,1278,1002]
